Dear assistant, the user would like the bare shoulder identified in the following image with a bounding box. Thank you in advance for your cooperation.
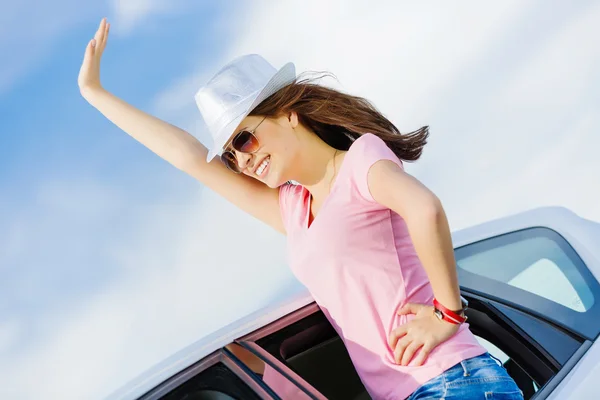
[367,160,438,215]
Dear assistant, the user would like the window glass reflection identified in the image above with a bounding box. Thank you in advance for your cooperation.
[457,230,594,312]
[226,343,313,399]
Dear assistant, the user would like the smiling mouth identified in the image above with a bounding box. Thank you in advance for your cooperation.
[255,156,270,177]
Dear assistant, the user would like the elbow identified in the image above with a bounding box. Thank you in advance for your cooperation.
[412,195,444,223]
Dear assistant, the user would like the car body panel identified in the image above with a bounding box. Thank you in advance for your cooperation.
[546,338,600,399]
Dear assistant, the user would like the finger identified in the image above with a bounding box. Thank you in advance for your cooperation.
[102,21,110,47]
[78,40,95,88]
[94,18,106,43]
[397,304,410,315]
[394,336,411,364]
[82,39,96,64]
[412,343,434,366]
[397,303,424,316]
[401,341,423,366]
[388,325,407,349]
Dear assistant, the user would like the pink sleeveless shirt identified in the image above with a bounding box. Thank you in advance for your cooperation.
[278,133,486,399]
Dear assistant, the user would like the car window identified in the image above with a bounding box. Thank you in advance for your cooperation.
[475,336,509,364]
[457,233,593,312]
[475,335,540,398]
[245,308,368,400]
[156,360,263,400]
[454,227,600,341]
[226,343,313,399]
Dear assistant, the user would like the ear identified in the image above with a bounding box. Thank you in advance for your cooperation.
[288,111,299,129]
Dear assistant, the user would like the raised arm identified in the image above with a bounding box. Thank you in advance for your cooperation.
[78,18,285,233]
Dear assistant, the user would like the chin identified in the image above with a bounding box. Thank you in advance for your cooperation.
[267,174,290,189]
[260,160,285,188]
[263,176,282,189]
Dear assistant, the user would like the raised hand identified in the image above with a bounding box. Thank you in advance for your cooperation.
[78,18,110,99]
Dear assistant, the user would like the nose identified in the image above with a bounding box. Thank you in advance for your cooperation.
[234,150,253,172]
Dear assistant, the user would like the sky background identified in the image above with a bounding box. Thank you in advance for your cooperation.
[1,1,599,399]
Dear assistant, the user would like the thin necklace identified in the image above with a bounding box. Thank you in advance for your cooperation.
[309,149,339,225]
[329,149,339,193]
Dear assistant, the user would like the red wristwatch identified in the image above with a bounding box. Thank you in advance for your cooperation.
[433,296,468,325]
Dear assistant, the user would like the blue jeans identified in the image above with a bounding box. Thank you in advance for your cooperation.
[407,353,524,399]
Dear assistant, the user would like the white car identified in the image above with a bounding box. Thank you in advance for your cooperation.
[108,206,600,400]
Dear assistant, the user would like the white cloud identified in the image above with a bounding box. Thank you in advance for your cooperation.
[0,319,21,355]
[431,2,600,228]
[0,179,124,275]
[224,0,525,121]
[449,107,600,230]
[37,180,124,220]
[108,0,175,34]
[491,3,600,118]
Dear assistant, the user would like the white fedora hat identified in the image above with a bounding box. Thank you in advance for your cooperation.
[195,54,296,162]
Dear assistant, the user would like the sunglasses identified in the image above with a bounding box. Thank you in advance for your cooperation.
[221,116,267,173]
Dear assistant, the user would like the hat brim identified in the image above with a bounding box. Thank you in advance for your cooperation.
[206,62,296,163]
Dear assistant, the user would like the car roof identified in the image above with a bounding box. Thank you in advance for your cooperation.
[108,206,600,400]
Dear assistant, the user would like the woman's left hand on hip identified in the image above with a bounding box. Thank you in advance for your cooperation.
[388,303,460,366]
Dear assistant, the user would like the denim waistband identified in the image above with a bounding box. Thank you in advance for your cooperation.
[456,352,503,376]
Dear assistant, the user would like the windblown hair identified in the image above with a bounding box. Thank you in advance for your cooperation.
[249,73,429,162]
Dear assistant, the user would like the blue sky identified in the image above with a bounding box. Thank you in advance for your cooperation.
[1,1,599,399]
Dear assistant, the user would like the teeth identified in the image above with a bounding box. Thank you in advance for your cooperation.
[257,156,270,176]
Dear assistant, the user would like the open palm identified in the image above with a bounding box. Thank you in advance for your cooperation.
[78,18,110,98]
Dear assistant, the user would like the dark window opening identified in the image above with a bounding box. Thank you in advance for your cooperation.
[156,362,262,400]
[257,311,367,400]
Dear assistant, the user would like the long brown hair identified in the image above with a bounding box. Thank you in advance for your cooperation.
[250,73,429,162]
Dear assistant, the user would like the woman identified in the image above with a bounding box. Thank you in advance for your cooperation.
[79,18,524,400]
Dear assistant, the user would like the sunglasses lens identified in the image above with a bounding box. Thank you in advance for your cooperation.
[221,151,241,173]
[232,130,259,153]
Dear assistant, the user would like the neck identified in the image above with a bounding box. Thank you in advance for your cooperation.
[289,127,344,204]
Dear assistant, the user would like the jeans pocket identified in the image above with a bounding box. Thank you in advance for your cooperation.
[444,360,523,399]
[484,390,525,400]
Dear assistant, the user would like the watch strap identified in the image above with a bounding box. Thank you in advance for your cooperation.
[433,298,468,325]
